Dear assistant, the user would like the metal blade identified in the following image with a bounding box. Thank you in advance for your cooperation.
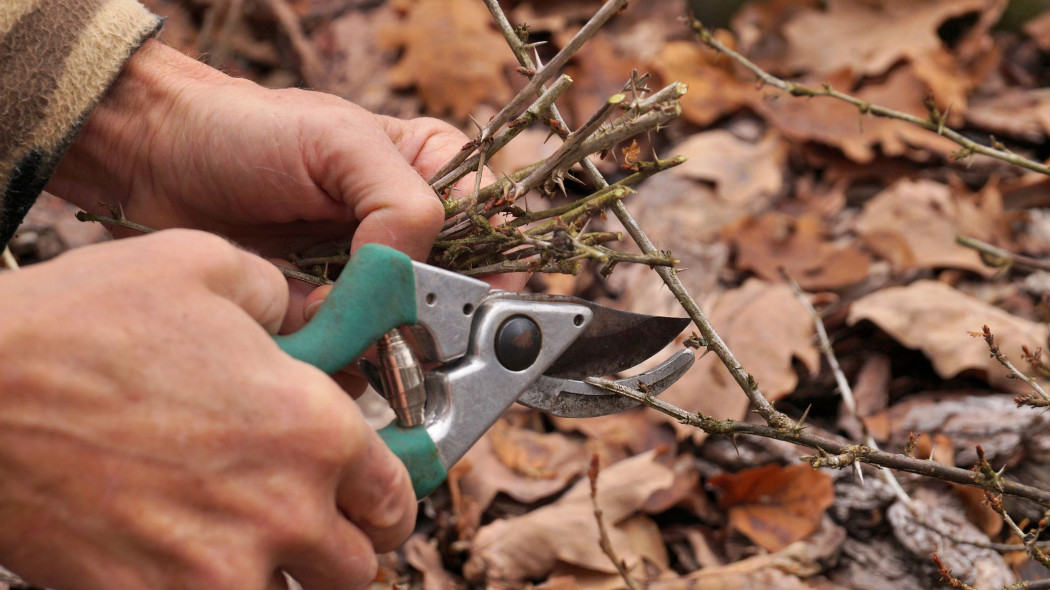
[543,300,690,379]
[518,349,694,417]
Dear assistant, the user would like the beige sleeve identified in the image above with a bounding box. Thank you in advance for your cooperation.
[0,0,162,249]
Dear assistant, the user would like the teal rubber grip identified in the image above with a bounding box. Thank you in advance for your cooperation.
[377,423,447,498]
[274,243,417,373]
[273,244,445,498]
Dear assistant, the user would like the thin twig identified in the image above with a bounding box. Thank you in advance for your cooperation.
[784,272,916,504]
[588,455,644,590]
[428,0,630,185]
[586,376,1050,506]
[690,19,1050,178]
[957,235,1050,274]
[974,325,1050,407]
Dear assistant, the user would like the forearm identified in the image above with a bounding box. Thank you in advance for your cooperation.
[0,0,161,249]
[46,39,235,214]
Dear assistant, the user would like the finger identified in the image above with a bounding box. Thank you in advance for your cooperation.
[269,259,319,334]
[147,230,289,333]
[280,516,377,590]
[307,119,444,262]
[336,427,417,553]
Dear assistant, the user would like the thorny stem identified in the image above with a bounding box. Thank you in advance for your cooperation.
[586,377,1050,506]
[933,554,978,590]
[588,455,644,590]
[975,325,1050,407]
[433,75,574,200]
[485,0,792,429]
[427,0,630,185]
[957,234,1050,274]
[690,19,1050,178]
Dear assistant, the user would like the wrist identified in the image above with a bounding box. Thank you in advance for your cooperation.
[45,40,229,212]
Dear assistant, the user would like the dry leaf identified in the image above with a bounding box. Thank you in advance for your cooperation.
[657,280,820,442]
[449,419,587,539]
[709,464,835,553]
[848,280,1050,391]
[855,178,1000,276]
[378,0,514,118]
[551,408,677,463]
[725,211,871,290]
[672,130,787,207]
[780,0,998,80]
[967,88,1050,143]
[650,39,755,127]
[404,535,464,590]
[464,450,675,584]
[560,33,637,128]
[650,516,847,589]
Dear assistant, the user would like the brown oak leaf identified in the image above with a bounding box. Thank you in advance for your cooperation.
[378,0,514,118]
[709,463,835,553]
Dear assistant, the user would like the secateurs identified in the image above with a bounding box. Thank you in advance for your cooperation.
[274,244,692,498]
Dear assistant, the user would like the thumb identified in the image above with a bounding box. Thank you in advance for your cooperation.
[309,119,444,261]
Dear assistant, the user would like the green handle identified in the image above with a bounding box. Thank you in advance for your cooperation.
[273,243,444,498]
[377,423,447,498]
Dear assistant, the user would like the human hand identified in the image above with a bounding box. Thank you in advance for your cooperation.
[0,230,416,590]
[48,39,450,263]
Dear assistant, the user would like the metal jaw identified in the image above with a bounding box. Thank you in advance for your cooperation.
[419,297,592,470]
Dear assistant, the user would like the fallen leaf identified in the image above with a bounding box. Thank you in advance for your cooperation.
[966,88,1050,143]
[551,408,677,463]
[709,463,835,553]
[855,178,1001,276]
[378,0,514,118]
[725,211,871,290]
[310,9,401,113]
[449,419,587,539]
[404,535,464,590]
[780,0,998,80]
[657,280,820,442]
[464,450,674,584]
[650,39,755,127]
[672,130,787,207]
[649,516,847,589]
[847,280,1050,391]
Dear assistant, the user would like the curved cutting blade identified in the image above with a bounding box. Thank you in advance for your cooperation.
[518,349,695,417]
[542,300,690,379]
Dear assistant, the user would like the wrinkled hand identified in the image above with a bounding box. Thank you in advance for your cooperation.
[0,231,416,590]
[47,40,522,325]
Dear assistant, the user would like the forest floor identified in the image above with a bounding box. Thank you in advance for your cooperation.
[10,0,1050,588]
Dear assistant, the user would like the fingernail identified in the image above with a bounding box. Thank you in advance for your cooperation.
[304,300,324,322]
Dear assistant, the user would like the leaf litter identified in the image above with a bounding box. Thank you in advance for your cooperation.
[15,0,1050,588]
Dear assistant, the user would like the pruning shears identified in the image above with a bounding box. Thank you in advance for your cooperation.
[274,244,692,498]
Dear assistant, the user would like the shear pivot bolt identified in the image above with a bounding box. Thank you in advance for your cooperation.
[495,315,542,371]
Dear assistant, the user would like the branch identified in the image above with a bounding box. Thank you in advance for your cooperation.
[427,0,630,185]
[974,325,1050,408]
[690,19,1050,178]
[588,455,644,590]
[957,235,1050,274]
[586,376,1050,506]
